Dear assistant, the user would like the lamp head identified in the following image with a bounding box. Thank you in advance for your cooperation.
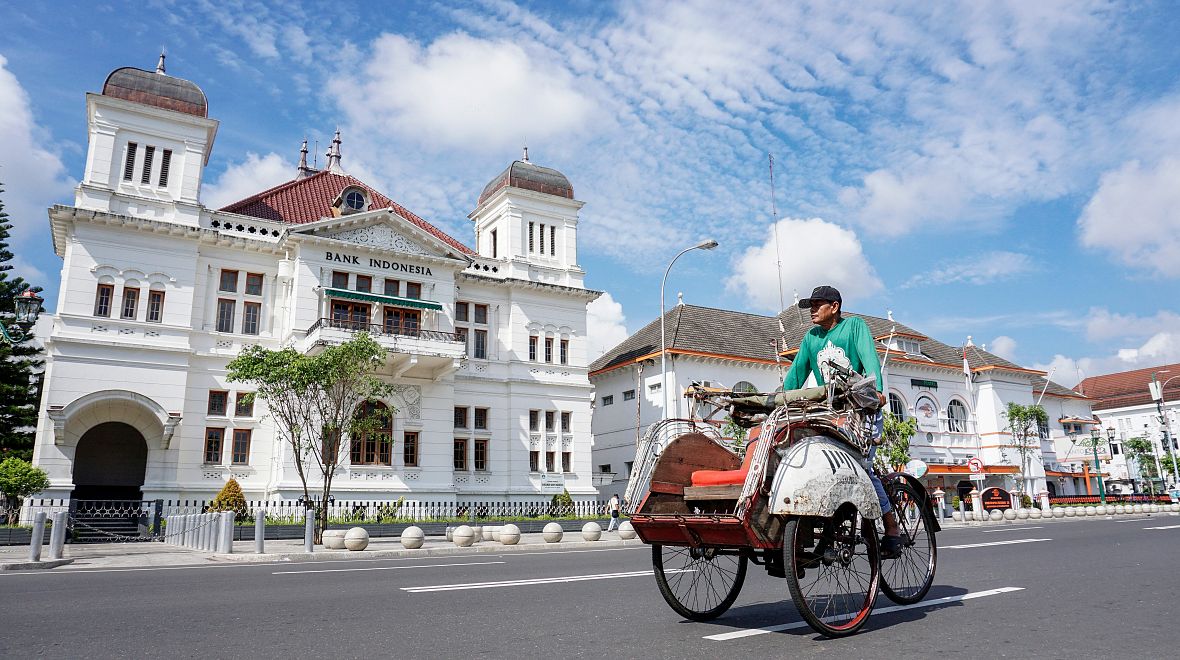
[695,239,719,251]
[14,289,43,325]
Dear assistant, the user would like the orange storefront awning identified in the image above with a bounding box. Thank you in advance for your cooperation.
[925,465,1018,475]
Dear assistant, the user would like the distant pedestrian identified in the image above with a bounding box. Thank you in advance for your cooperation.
[607,493,622,531]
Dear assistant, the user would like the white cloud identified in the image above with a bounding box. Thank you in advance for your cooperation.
[332,32,593,153]
[1033,332,1180,388]
[201,152,292,210]
[989,335,1018,361]
[903,250,1035,288]
[1078,158,1180,278]
[0,55,74,246]
[586,292,629,360]
[726,217,882,314]
[1084,307,1180,343]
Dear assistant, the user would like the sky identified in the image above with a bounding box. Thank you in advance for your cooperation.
[1,0,1179,388]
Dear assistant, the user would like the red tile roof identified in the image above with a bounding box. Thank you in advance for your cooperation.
[1076,362,1180,410]
[219,170,475,255]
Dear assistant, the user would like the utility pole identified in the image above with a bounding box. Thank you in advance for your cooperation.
[1150,372,1179,491]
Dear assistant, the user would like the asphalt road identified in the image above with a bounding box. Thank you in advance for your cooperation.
[2,517,1178,659]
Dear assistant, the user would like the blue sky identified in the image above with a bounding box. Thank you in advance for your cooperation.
[2,0,1179,387]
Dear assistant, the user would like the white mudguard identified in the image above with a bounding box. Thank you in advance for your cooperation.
[768,436,883,519]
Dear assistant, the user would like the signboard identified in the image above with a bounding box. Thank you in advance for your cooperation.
[914,396,939,433]
[539,473,566,495]
[904,459,929,479]
[910,379,939,389]
[981,487,1012,511]
[967,457,984,473]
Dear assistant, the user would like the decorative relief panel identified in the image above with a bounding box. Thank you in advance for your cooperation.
[474,475,490,484]
[455,475,469,485]
[403,469,420,480]
[390,385,422,420]
[330,225,433,256]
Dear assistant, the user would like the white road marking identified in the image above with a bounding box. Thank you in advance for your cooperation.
[402,568,688,593]
[704,587,1025,641]
[1143,524,1180,530]
[982,526,1044,533]
[1114,518,1153,523]
[273,561,505,575]
[508,546,648,556]
[942,538,1050,550]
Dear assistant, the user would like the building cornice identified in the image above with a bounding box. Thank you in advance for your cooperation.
[458,272,601,300]
[50,205,287,257]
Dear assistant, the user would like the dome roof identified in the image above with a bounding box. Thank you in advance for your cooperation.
[477,160,573,206]
[102,67,208,118]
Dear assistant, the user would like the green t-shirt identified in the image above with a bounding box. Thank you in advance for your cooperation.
[782,316,883,392]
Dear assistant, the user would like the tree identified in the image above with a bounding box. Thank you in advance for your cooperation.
[1003,403,1048,498]
[1124,438,1160,495]
[0,183,44,461]
[226,333,393,540]
[0,457,50,513]
[877,412,918,471]
[209,477,249,521]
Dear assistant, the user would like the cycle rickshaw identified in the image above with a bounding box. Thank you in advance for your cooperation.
[623,362,939,637]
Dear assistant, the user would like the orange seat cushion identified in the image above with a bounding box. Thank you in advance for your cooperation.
[690,440,759,487]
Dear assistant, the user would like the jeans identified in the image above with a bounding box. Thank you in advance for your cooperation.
[607,513,620,531]
[867,412,892,516]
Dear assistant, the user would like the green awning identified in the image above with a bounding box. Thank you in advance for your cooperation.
[324,287,444,311]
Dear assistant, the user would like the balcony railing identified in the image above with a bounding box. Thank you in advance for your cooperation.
[307,317,461,343]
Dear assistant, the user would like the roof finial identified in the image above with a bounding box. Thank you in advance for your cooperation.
[296,138,314,179]
[966,335,974,347]
[522,145,529,162]
[156,49,167,75]
[677,292,684,306]
[326,129,344,174]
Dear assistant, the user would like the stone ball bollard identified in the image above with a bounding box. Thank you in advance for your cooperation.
[1003,509,1017,521]
[1016,508,1029,520]
[344,527,370,551]
[1171,503,1180,513]
[1029,509,1042,519]
[499,524,521,545]
[1133,504,1144,514]
[1065,507,1077,517]
[989,509,1004,522]
[1095,505,1106,515]
[618,520,636,540]
[482,526,495,542]
[470,525,483,543]
[1053,508,1066,518]
[453,525,476,547]
[582,522,602,541]
[491,526,501,542]
[1084,506,1096,516]
[1151,504,1160,513]
[952,511,963,522]
[323,529,346,550]
[446,526,454,542]
[401,526,425,550]
[542,522,564,543]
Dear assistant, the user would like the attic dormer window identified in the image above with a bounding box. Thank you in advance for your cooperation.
[343,188,367,212]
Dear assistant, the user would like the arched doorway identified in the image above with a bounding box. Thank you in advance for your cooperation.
[72,422,148,500]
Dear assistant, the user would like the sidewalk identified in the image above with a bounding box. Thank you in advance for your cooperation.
[4,509,1176,571]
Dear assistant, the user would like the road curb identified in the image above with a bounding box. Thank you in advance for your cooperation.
[0,558,75,571]
[212,538,647,563]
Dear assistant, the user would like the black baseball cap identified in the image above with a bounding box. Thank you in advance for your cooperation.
[799,285,842,308]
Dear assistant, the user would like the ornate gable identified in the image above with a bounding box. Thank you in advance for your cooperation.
[325,223,433,256]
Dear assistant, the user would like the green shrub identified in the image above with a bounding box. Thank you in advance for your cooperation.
[1020,494,1033,508]
[551,488,574,508]
[209,478,250,521]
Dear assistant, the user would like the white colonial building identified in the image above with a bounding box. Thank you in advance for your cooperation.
[589,303,1101,506]
[31,60,601,504]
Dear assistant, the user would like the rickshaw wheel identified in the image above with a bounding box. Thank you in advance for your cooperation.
[652,544,747,621]
[879,480,937,604]
[784,505,880,637]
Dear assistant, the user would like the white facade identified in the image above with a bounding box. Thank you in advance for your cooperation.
[590,311,1098,502]
[1087,401,1179,491]
[32,65,600,504]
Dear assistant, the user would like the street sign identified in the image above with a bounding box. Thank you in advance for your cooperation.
[539,473,565,495]
[981,487,1011,511]
[905,459,929,478]
[967,457,983,473]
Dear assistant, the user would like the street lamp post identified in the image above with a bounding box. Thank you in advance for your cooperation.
[1150,371,1179,491]
[1089,428,1107,505]
[0,289,44,344]
[659,239,718,419]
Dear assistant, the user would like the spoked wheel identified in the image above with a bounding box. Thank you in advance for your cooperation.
[879,480,938,604]
[652,544,747,621]
[784,505,880,637]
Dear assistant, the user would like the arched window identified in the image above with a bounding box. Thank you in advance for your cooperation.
[732,381,758,394]
[914,395,939,432]
[888,392,907,420]
[350,401,392,465]
[947,399,968,433]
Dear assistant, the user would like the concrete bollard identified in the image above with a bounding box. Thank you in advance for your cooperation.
[255,508,266,554]
[49,511,68,560]
[28,511,48,562]
[198,514,208,550]
[304,509,315,553]
[186,514,197,548]
[958,499,966,524]
[218,512,234,554]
